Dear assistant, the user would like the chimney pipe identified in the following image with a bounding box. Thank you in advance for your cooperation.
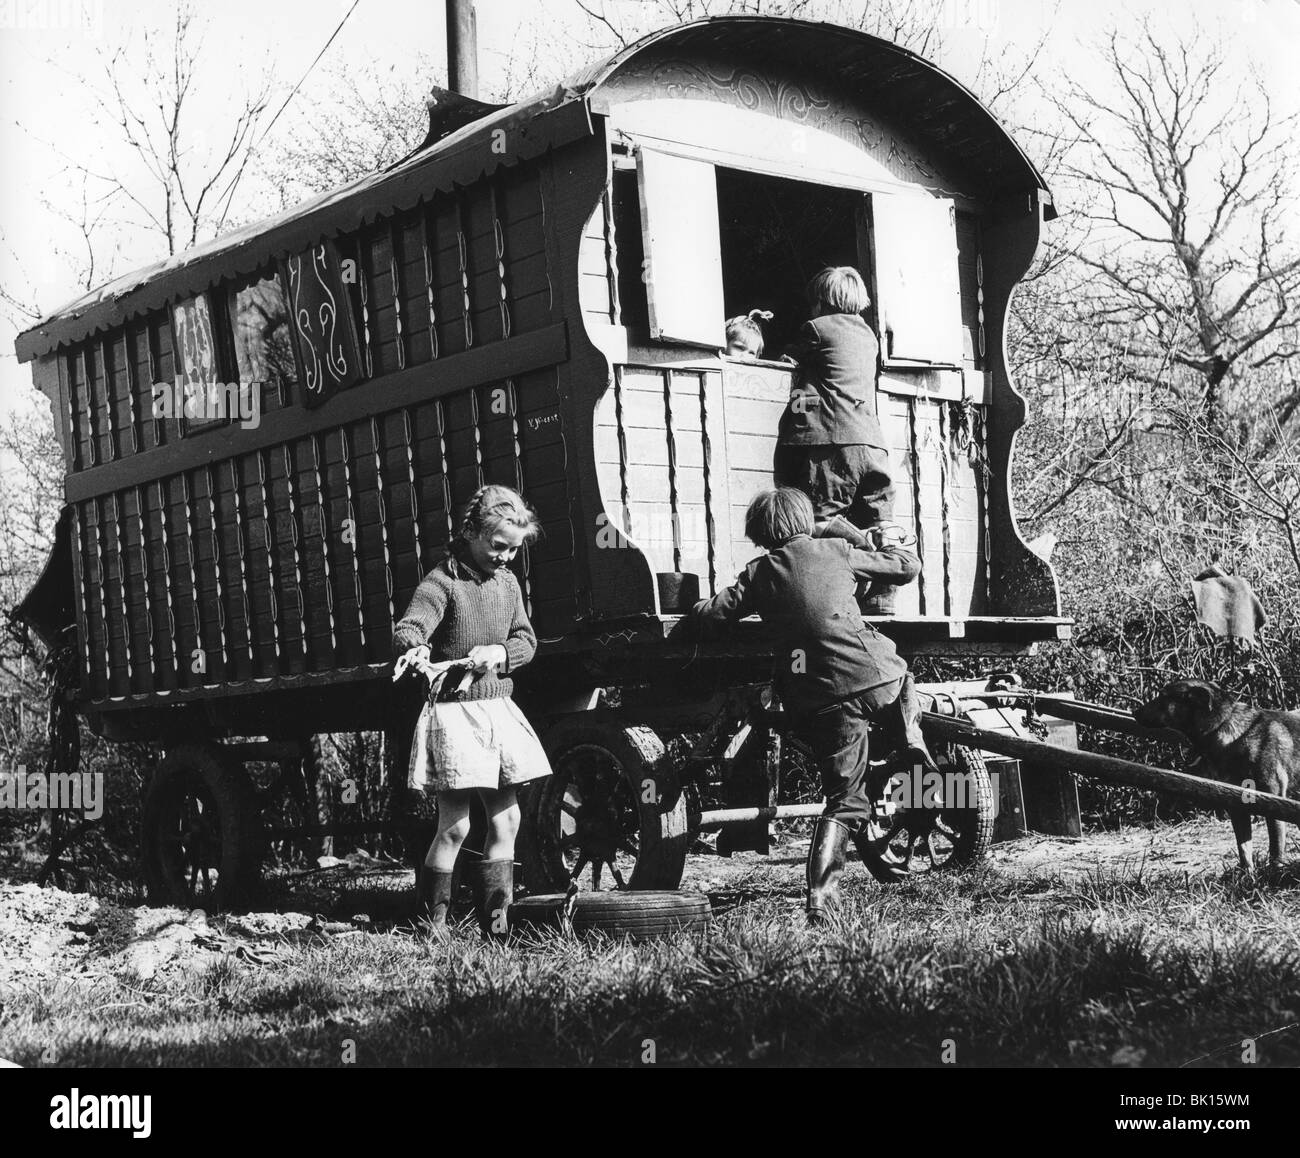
[446,0,479,100]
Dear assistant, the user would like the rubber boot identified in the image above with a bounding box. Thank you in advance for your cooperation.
[806,816,851,925]
[468,858,515,941]
[414,866,455,940]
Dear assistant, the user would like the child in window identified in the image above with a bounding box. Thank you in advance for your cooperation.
[392,484,552,940]
[774,267,895,548]
[724,309,773,360]
[683,488,937,924]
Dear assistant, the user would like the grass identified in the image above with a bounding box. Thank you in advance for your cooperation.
[3,858,1299,1067]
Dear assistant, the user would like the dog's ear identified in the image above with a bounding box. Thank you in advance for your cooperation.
[1190,683,1219,712]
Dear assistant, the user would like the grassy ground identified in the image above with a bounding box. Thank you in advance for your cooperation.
[3,822,1299,1067]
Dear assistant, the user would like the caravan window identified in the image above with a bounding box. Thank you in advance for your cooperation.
[716,168,863,357]
[614,154,971,370]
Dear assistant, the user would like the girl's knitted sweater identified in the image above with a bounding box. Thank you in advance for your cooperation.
[391,549,537,701]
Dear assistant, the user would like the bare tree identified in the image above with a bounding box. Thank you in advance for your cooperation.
[79,2,271,254]
[1044,18,1300,422]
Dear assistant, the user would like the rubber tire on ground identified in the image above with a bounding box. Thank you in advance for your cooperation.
[509,890,711,940]
[141,743,262,911]
[857,743,995,884]
[518,719,689,894]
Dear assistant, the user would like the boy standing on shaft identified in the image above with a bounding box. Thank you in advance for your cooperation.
[685,488,937,923]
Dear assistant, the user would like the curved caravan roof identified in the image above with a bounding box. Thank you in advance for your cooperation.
[15,15,1052,362]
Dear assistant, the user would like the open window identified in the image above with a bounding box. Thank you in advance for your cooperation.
[716,168,864,357]
[614,153,969,373]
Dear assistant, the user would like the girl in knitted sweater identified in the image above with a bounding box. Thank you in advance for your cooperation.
[392,484,552,938]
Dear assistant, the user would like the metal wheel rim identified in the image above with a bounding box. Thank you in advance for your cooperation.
[861,767,968,875]
[551,742,641,891]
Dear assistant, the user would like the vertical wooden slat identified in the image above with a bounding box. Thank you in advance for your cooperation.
[132,485,157,682]
[490,178,511,341]
[507,379,533,615]
[91,496,111,693]
[310,433,338,655]
[155,479,178,680]
[389,220,406,371]
[358,240,375,379]
[60,353,79,472]
[471,388,485,491]
[663,368,682,573]
[256,450,282,665]
[71,505,93,690]
[180,472,206,684]
[602,183,621,326]
[101,339,121,461]
[435,399,455,543]
[401,409,423,580]
[111,492,133,688]
[613,365,632,538]
[907,396,927,615]
[421,209,439,361]
[938,401,953,618]
[282,444,310,661]
[370,416,396,629]
[227,459,256,668]
[124,328,142,455]
[82,348,98,468]
[456,192,473,349]
[339,424,367,649]
[698,372,717,598]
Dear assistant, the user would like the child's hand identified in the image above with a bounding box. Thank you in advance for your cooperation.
[392,645,431,682]
[465,644,508,674]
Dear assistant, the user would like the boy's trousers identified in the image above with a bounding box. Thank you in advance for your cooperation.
[789,676,905,828]
[773,443,896,527]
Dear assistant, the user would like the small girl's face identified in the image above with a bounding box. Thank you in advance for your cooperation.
[466,522,527,573]
[726,338,759,360]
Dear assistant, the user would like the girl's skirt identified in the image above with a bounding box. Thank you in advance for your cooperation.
[407,696,552,793]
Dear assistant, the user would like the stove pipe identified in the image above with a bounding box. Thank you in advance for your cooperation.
[446,0,479,99]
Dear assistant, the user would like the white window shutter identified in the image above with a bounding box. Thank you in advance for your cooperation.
[637,150,725,348]
[873,195,964,366]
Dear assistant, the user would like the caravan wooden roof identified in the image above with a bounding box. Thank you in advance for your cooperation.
[15,15,1051,363]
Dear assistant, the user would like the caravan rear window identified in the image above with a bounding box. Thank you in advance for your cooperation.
[614,154,978,372]
[715,168,864,357]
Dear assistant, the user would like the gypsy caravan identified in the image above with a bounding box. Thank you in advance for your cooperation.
[13,17,1070,906]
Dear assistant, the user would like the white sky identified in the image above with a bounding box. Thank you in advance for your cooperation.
[1,0,1297,412]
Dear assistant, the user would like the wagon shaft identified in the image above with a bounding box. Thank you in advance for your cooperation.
[921,712,1300,826]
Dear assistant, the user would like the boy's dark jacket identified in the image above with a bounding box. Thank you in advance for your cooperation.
[687,534,915,715]
[778,313,886,448]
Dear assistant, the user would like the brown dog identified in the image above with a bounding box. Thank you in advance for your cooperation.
[1134,680,1300,870]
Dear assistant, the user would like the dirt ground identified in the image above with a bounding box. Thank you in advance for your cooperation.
[0,814,1269,998]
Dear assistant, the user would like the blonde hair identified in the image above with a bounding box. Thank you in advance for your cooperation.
[725,309,773,357]
[807,267,870,315]
[745,488,814,549]
[458,484,542,544]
